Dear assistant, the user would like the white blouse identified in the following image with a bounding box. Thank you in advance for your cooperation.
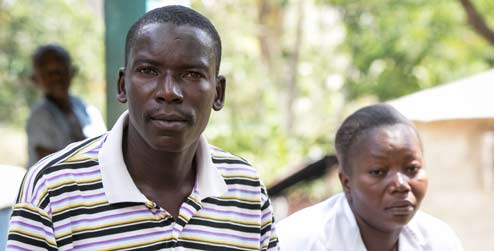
[277,193,463,251]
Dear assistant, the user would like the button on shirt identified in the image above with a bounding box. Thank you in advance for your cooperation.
[277,193,463,251]
[8,111,279,250]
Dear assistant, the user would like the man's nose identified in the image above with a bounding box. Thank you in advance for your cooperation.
[156,75,183,103]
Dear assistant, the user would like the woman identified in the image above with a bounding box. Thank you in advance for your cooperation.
[277,104,463,251]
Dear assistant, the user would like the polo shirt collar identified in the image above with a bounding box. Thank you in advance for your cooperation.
[99,111,228,204]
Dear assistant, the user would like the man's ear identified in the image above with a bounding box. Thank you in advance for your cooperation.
[70,65,78,79]
[117,67,127,104]
[212,75,226,111]
[30,73,38,86]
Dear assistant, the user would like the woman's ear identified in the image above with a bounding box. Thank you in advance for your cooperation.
[339,169,352,197]
[117,68,127,103]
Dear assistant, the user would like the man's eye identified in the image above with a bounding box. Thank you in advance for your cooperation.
[369,169,386,177]
[182,72,204,79]
[137,67,158,76]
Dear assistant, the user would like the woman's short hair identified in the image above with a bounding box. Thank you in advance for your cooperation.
[335,103,417,175]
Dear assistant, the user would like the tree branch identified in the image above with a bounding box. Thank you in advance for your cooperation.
[458,0,494,45]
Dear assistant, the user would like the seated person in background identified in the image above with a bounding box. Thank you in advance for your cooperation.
[26,44,106,166]
[277,103,463,251]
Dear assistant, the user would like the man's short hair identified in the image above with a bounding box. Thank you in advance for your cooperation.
[32,44,72,67]
[335,103,418,175]
[125,5,222,74]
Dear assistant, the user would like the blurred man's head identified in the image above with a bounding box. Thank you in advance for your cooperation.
[32,44,75,100]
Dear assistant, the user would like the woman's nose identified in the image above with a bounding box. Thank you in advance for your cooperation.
[389,172,411,193]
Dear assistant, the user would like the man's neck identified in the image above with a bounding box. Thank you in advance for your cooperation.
[354,211,400,251]
[123,123,198,192]
[121,121,198,220]
[46,94,72,113]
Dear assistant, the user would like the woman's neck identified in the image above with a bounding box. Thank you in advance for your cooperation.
[353,210,400,251]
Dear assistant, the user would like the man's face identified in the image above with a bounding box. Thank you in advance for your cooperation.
[118,23,225,152]
[340,124,428,233]
[33,53,73,99]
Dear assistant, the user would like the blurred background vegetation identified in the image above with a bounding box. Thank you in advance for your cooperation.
[0,0,492,182]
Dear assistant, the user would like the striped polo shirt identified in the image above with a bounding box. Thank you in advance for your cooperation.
[8,112,279,251]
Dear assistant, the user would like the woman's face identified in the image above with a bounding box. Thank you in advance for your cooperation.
[340,124,428,233]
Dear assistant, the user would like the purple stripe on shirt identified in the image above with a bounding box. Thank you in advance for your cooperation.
[74,229,173,249]
[261,211,271,220]
[50,192,106,207]
[181,205,194,216]
[184,228,258,242]
[217,167,257,174]
[227,188,260,195]
[261,234,270,243]
[54,208,150,231]
[30,178,47,204]
[47,169,100,183]
[7,244,35,251]
[85,149,100,155]
[201,207,259,218]
[10,220,54,236]
[32,169,100,202]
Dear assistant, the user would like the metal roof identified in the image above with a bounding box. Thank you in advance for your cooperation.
[388,70,494,122]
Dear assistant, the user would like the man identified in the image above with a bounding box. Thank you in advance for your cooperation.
[26,44,106,166]
[8,6,278,251]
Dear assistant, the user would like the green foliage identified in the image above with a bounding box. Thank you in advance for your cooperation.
[321,0,493,101]
[197,0,494,183]
[0,0,104,126]
[1,0,492,184]
[196,0,343,181]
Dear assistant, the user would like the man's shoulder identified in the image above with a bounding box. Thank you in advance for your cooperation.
[38,133,106,165]
[21,135,107,205]
[27,100,53,123]
[208,145,261,182]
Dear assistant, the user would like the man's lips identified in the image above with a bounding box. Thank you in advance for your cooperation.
[150,113,188,122]
[149,112,190,130]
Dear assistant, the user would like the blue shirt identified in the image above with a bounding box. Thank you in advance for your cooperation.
[0,207,11,251]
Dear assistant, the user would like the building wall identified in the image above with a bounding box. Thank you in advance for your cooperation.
[414,118,494,251]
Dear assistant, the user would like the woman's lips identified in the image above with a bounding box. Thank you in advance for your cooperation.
[385,201,415,215]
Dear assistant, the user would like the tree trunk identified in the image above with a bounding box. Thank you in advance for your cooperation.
[458,0,494,45]
[286,0,304,132]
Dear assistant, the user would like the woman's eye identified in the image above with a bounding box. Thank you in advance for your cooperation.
[405,165,420,174]
[369,169,385,177]
[137,67,158,76]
